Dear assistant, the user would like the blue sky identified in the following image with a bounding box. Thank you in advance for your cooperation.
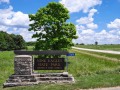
[0,0,120,44]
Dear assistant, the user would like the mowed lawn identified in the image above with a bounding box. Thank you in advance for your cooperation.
[0,47,120,90]
[75,44,120,51]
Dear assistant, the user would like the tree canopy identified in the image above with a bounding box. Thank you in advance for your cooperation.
[29,2,78,51]
[0,31,26,51]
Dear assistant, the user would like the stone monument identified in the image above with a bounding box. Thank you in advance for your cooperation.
[3,50,75,87]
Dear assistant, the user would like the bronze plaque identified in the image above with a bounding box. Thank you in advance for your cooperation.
[34,58,65,70]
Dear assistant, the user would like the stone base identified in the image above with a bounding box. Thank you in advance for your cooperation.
[3,72,75,88]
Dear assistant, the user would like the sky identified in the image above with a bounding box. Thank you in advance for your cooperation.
[0,0,120,44]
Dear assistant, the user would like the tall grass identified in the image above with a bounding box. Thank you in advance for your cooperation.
[0,51,14,86]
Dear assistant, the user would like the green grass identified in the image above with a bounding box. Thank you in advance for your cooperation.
[0,48,120,90]
[0,51,14,86]
[74,49,120,60]
[27,46,35,51]
[75,44,120,51]
[69,49,120,76]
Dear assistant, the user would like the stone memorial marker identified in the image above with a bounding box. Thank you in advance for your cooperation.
[14,55,33,75]
[3,50,75,87]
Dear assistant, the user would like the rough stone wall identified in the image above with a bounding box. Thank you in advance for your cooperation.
[14,55,33,75]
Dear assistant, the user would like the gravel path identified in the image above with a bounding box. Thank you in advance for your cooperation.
[72,49,120,62]
[72,47,120,54]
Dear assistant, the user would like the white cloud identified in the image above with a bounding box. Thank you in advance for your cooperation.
[76,9,97,25]
[18,28,36,42]
[75,13,120,44]
[0,0,9,3]
[75,8,100,44]
[0,6,30,28]
[59,0,102,13]
[98,29,107,35]
[76,17,93,24]
[10,11,29,28]
[0,5,35,42]
[109,30,117,34]
[0,25,8,31]
[88,8,98,17]
[107,18,120,29]
[86,23,98,29]
[81,29,95,35]
[95,30,120,44]
[76,25,86,31]
[7,27,36,42]
[74,28,120,44]
[76,8,98,30]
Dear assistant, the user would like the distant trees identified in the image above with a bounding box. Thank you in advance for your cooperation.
[0,32,7,50]
[76,43,84,45]
[0,31,26,51]
[26,41,36,46]
[95,41,98,45]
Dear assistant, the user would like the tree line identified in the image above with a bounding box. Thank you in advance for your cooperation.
[26,41,36,46]
[0,31,26,51]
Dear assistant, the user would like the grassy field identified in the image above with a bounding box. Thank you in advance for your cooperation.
[75,44,120,51]
[0,47,120,90]
[73,49,120,61]
[27,46,35,51]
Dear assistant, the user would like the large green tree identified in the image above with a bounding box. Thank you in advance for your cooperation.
[29,2,78,51]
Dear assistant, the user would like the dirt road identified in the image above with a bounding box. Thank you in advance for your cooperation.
[72,47,120,54]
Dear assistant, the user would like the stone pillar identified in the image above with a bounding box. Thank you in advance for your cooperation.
[14,55,33,75]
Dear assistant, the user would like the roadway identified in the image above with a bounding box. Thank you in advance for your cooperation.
[72,47,120,54]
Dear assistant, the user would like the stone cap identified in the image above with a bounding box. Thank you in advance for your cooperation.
[14,50,69,55]
[15,55,32,58]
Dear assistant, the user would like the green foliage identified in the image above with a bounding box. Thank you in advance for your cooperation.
[29,2,78,51]
[0,33,7,50]
[95,41,98,45]
[0,31,26,51]
[26,41,36,46]
[13,35,26,50]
